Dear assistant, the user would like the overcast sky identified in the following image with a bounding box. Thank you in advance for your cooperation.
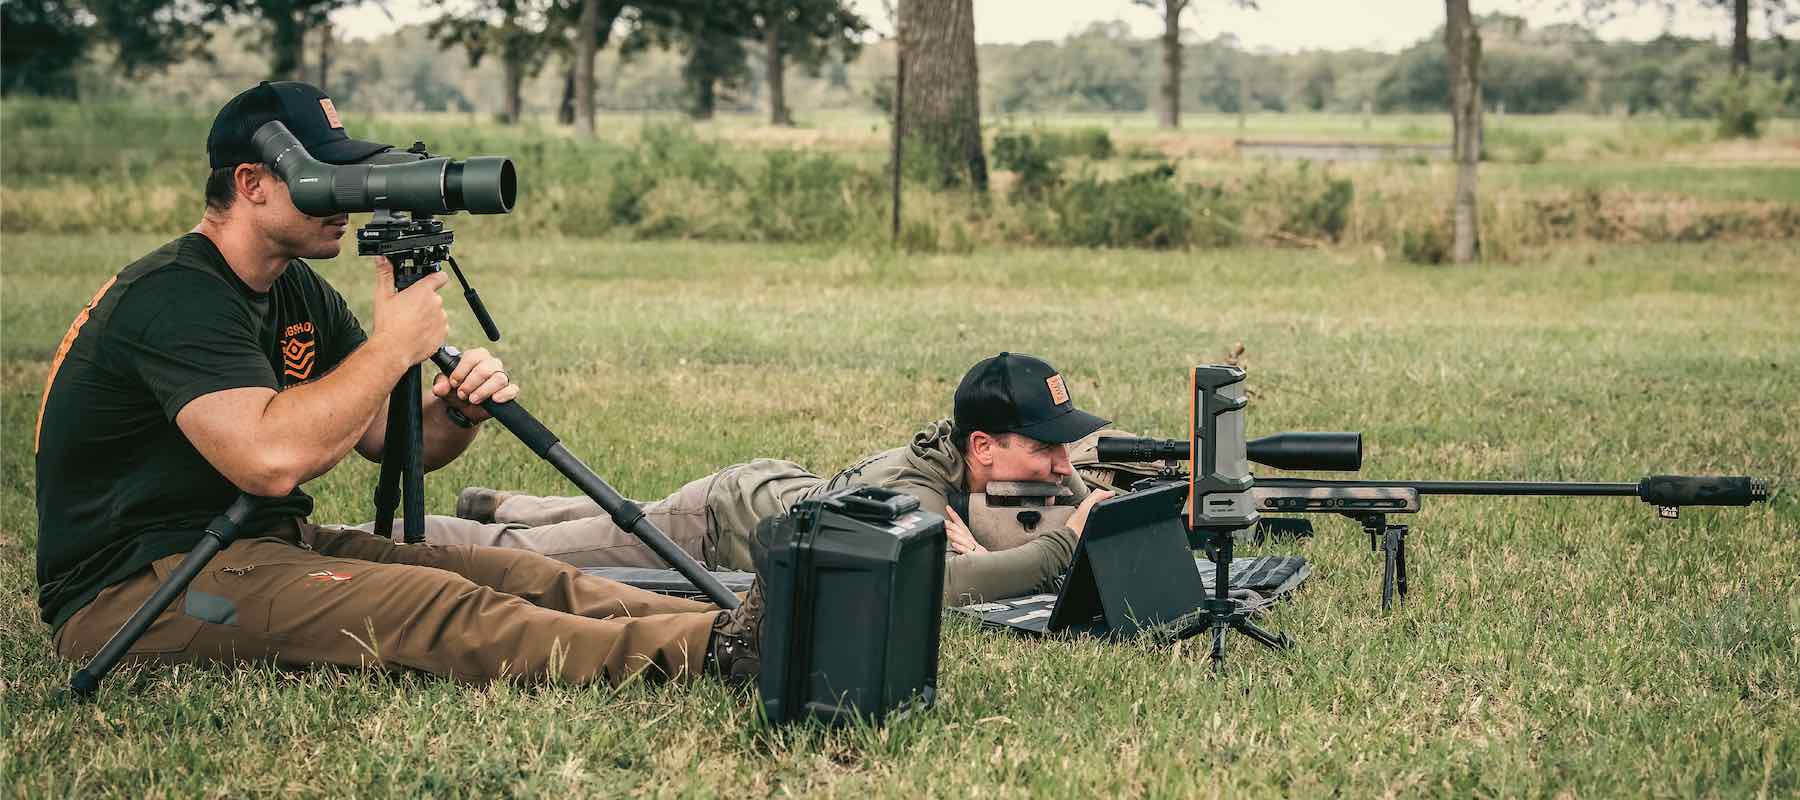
[335,0,1795,52]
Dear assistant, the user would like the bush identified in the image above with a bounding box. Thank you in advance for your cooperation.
[992,131,1062,198]
[748,150,872,242]
[1043,163,1191,249]
[1699,72,1789,139]
[1398,221,1449,264]
[1276,168,1354,242]
[1185,183,1246,247]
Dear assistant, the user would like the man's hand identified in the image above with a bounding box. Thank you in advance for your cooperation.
[1066,490,1117,539]
[943,505,988,556]
[431,347,520,421]
[370,256,449,367]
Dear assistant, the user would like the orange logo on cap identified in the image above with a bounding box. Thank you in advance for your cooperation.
[1045,374,1070,405]
[318,98,343,129]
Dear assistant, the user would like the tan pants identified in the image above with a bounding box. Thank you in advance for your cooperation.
[426,459,826,572]
[54,520,720,686]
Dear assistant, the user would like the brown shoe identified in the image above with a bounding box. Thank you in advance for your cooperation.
[706,578,764,685]
[706,513,782,684]
[455,487,517,523]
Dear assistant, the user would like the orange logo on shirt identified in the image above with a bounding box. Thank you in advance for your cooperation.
[282,321,317,381]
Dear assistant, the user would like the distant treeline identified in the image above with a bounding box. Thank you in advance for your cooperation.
[11,10,1799,121]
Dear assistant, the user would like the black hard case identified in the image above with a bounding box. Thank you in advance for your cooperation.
[759,486,947,726]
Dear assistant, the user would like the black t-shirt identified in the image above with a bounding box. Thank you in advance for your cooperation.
[35,233,367,630]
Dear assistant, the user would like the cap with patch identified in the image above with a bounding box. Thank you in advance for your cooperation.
[953,352,1110,445]
[207,81,391,169]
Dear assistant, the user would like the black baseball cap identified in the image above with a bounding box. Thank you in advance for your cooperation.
[207,81,391,169]
[953,353,1110,445]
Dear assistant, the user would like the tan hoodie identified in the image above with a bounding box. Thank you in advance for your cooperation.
[822,419,1091,605]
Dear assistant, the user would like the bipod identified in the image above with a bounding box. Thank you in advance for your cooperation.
[1347,512,1409,612]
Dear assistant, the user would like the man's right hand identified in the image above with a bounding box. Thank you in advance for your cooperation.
[1066,490,1117,539]
[370,256,450,366]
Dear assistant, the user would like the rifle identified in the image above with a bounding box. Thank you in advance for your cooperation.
[1096,370,1772,615]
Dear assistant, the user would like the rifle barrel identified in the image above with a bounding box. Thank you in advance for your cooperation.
[1257,475,1768,507]
[1258,478,1638,497]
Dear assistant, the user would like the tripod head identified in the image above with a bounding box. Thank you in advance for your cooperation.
[352,142,501,342]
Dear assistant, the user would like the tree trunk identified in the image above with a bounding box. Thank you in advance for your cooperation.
[1159,0,1186,129]
[574,0,599,136]
[502,57,525,124]
[316,20,332,91]
[559,60,576,125]
[898,0,986,191]
[269,8,307,81]
[765,22,791,126]
[1445,0,1482,264]
[1731,0,1750,74]
[690,73,716,119]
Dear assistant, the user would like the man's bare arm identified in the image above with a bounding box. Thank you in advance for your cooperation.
[178,336,415,496]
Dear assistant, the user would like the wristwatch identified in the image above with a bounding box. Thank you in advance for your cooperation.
[444,403,480,429]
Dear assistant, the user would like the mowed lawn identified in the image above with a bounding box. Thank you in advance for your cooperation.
[1,235,1795,797]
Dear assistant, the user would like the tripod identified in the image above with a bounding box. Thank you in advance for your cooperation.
[1192,523,1293,669]
[356,209,736,606]
[67,213,738,700]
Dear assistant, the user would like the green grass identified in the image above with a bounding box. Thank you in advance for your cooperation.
[3,235,1796,796]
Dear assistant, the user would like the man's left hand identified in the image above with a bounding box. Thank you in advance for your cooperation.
[431,347,520,421]
[944,505,988,556]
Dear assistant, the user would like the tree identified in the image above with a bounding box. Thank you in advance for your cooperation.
[1445,0,1482,263]
[77,0,223,78]
[429,0,559,122]
[1,0,91,96]
[1132,0,1254,128]
[748,0,868,126]
[898,0,986,190]
[235,0,362,81]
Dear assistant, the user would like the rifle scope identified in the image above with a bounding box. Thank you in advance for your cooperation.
[1097,432,1363,472]
[253,121,516,216]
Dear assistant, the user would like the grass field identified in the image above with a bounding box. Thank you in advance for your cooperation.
[2,232,1796,796]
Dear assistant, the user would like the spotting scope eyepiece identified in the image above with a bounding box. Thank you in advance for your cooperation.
[252,121,517,216]
[1096,432,1363,472]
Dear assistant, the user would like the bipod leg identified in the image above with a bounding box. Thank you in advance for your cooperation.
[65,496,259,700]
[1394,524,1409,602]
[1380,525,1400,612]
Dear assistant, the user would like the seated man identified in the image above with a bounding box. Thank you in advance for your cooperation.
[426,353,1122,605]
[37,81,763,688]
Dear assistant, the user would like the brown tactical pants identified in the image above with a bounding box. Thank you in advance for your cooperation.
[54,520,720,685]
[425,459,826,573]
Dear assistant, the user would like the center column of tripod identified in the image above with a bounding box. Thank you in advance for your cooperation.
[372,262,433,544]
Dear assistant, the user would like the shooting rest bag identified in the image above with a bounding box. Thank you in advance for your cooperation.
[968,481,1079,551]
[758,486,946,726]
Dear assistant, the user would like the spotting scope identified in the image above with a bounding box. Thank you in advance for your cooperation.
[252,121,516,216]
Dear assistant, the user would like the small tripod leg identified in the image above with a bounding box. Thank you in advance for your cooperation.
[1233,617,1294,649]
[372,380,410,539]
[399,365,426,544]
[66,496,259,700]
